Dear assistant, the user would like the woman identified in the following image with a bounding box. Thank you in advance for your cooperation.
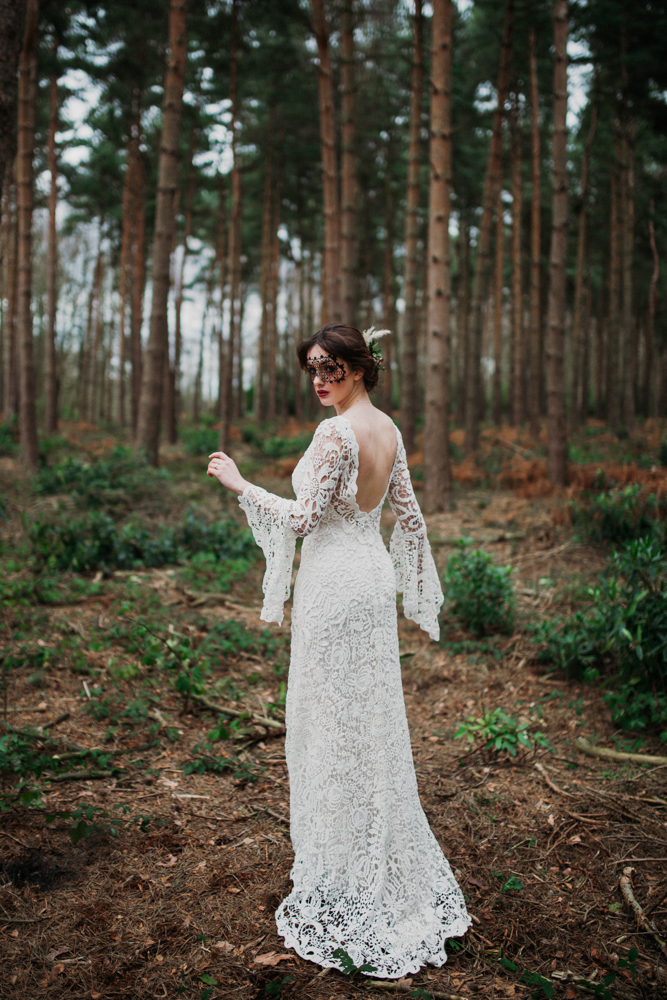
[207,324,470,979]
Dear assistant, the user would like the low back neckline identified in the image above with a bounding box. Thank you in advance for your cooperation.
[335,414,400,516]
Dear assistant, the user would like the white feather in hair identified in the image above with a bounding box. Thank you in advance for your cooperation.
[361,326,391,346]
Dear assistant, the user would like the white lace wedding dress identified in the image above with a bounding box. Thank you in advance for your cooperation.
[238,415,470,978]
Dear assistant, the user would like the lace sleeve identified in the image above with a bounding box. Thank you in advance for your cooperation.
[388,435,444,641]
[238,419,345,626]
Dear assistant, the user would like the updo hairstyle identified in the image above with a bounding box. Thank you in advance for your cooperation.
[296,324,379,392]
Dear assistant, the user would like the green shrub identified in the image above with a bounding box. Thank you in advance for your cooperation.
[261,433,312,458]
[0,419,18,456]
[533,536,667,739]
[455,707,551,757]
[181,427,219,456]
[443,540,515,637]
[179,552,250,593]
[28,506,255,574]
[34,446,169,509]
[570,484,666,547]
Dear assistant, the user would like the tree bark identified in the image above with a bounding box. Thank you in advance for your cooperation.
[90,253,106,424]
[44,62,59,434]
[293,254,303,422]
[310,0,340,323]
[168,123,196,444]
[595,287,605,418]
[465,0,513,454]
[130,143,145,437]
[509,94,523,426]
[454,214,469,427]
[215,172,227,436]
[607,162,622,428]
[492,175,504,426]
[646,202,659,417]
[528,27,541,439]
[0,0,26,188]
[423,0,452,514]
[16,0,39,470]
[118,111,141,431]
[255,124,273,424]
[340,0,356,325]
[381,158,395,415]
[2,166,18,422]
[571,101,597,427]
[135,0,187,464]
[266,168,282,422]
[621,121,635,431]
[399,0,423,455]
[545,0,569,487]
[220,0,239,450]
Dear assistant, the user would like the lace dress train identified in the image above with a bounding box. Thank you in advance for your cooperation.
[239,416,470,979]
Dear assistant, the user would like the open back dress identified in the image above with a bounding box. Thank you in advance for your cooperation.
[238,415,470,979]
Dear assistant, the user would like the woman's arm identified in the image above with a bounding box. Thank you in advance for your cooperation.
[207,452,248,495]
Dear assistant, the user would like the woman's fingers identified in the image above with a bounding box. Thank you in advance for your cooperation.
[208,451,226,460]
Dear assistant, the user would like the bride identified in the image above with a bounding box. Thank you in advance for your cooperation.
[207,323,470,979]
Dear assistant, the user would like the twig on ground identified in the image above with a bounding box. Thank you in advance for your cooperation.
[361,980,470,999]
[534,761,578,798]
[0,830,29,848]
[47,768,118,783]
[619,866,667,959]
[575,737,667,767]
[190,690,285,733]
[41,711,70,732]
[644,882,667,919]
[510,540,572,565]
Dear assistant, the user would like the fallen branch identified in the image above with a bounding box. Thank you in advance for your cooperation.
[47,768,118,783]
[644,881,667,919]
[42,711,70,732]
[534,761,578,798]
[510,540,572,565]
[0,718,84,753]
[190,690,285,733]
[360,980,470,999]
[619,867,667,960]
[576,737,667,767]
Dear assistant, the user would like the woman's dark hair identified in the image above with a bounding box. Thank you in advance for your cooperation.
[296,324,379,392]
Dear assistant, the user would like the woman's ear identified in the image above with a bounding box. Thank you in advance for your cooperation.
[352,368,365,383]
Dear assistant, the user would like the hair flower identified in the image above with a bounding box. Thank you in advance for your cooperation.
[362,327,390,373]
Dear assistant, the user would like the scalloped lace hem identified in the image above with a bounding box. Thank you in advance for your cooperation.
[274,907,472,980]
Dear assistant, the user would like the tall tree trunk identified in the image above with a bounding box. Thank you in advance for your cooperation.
[423,0,452,514]
[266,170,282,421]
[118,112,141,431]
[16,0,39,470]
[135,0,187,464]
[44,62,59,434]
[545,0,569,487]
[310,0,340,323]
[2,167,18,422]
[595,288,605,418]
[215,173,227,435]
[231,176,244,421]
[220,0,239,450]
[509,94,523,426]
[621,122,635,431]
[454,215,469,427]
[293,254,303,422]
[381,176,395,414]
[646,202,658,417]
[399,0,423,455]
[255,125,274,424]
[465,0,514,454]
[581,272,591,422]
[91,256,106,423]
[571,102,597,427]
[340,0,356,325]
[607,164,621,427]
[0,0,26,188]
[168,123,196,444]
[130,145,145,437]
[492,176,504,426]
[528,27,541,439]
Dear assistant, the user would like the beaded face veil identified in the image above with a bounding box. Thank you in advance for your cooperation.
[306,354,347,384]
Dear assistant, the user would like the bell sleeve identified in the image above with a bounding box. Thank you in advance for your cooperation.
[238,419,345,626]
[387,436,444,641]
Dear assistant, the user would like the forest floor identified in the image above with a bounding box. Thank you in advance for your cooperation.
[1,420,667,1000]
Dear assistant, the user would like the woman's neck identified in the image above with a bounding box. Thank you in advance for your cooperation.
[334,384,372,416]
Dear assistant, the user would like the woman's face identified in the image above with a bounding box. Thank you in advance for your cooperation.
[306,345,363,407]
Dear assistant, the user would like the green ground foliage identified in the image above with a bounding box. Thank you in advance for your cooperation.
[535,488,667,740]
[443,539,515,637]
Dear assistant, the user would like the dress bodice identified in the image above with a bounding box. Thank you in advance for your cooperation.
[239,414,443,639]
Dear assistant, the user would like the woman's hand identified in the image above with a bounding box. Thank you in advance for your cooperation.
[207,452,249,496]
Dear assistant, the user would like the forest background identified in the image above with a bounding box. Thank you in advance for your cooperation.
[0,0,665,504]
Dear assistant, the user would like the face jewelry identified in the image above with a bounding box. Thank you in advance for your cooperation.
[306,354,346,384]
